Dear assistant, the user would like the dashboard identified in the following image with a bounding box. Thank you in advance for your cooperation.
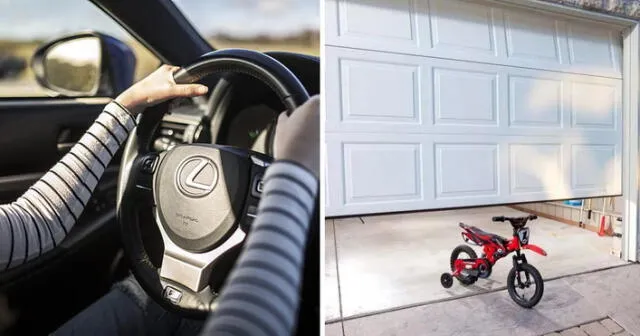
[153,89,280,155]
[224,104,278,153]
[152,52,320,155]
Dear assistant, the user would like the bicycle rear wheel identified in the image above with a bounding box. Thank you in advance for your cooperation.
[450,245,478,285]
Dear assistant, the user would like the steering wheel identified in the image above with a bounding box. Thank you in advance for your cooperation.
[115,49,309,318]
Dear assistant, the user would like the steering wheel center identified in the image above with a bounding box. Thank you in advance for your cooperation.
[175,156,219,198]
[155,145,249,252]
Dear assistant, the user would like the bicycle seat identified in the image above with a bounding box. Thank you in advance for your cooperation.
[464,224,509,245]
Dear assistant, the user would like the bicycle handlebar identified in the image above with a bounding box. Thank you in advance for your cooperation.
[492,214,537,223]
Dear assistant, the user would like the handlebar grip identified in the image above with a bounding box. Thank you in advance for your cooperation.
[492,216,505,222]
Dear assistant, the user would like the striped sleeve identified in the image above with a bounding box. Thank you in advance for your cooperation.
[0,101,136,271]
[201,160,318,336]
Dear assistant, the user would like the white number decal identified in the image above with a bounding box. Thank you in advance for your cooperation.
[518,229,529,244]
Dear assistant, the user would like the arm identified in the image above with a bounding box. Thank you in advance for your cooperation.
[201,96,319,336]
[201,161,317,336]
[0,101,135,270]
[0,65,208,271]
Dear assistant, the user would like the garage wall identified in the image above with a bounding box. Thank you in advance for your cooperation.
[325,0,625,217]
[540,0,640,21]
[514,197,622,228]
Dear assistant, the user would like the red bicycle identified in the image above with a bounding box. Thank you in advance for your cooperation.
[440,215,547,308]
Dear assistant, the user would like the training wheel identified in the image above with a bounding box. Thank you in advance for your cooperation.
[440,273,453,288]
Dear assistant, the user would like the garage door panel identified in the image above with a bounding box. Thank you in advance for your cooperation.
[325,47,429,133]
[324,143,330,209]
[434,68,498,126]
[340,58,421,123]
[326,133,430,215]
[510,143,563,194]
[508,75,562,127]
[570,81,618,129]
[325,0,623,78]
[429,0,498,56]
[338,0,416,41]
[567,21,620,73]
[571,144,619,191]
[435,143,498,198]
[504,10,561,62]
[344,143,423,203]
[325,0,428,52]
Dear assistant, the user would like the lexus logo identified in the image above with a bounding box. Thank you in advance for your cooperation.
[176,156,218,197]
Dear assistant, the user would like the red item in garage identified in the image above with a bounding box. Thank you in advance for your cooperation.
[598,215,607,236]
[441,215,546,308]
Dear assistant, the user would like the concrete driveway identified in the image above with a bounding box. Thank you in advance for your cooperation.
[327,264,640,336]
[327,264,638,336]
[326,206,628,335]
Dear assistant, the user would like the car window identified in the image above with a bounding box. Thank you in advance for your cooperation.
[0,0,160,98]
[171,0,319,56]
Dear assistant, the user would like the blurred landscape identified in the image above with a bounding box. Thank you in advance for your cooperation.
[0,29,319,97]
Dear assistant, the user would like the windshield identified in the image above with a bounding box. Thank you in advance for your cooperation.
[172,0,319,56]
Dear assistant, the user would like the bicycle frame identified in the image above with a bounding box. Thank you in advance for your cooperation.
[443,216,547,308]
[452,225,547,277]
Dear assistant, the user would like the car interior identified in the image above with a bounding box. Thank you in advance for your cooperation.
[0,0,320,335]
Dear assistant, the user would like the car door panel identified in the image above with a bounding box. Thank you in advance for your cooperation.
[0,97,127,335]
[0,98,110,174]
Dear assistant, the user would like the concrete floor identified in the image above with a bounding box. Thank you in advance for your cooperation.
[326,206,627,323]
[326,264,640,336]
[548,317,627,335]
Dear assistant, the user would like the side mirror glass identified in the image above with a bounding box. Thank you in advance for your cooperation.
[32,32,136,97]
[42,37,101,95]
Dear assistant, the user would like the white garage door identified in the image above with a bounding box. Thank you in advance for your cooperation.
[325,0,624,217]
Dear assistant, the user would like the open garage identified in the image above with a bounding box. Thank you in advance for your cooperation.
[324,0,640,334]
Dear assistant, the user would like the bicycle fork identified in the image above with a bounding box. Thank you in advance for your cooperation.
[512,251,531,288]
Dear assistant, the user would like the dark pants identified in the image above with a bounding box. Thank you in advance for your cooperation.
[52,275,203,336]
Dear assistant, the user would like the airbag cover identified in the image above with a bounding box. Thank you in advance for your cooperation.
[154,145,249,252]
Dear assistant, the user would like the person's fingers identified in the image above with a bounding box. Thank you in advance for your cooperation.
[172,84,209,97]
[274,112,289,155]
[166,65,181,84]
[160,64,179,72]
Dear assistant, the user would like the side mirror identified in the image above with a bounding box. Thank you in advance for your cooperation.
[32,31,136,97]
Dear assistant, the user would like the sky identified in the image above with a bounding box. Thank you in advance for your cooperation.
[0,0,319,40]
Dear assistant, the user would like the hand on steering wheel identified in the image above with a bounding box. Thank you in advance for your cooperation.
[114,65,209,116]
[274,96,320,178]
